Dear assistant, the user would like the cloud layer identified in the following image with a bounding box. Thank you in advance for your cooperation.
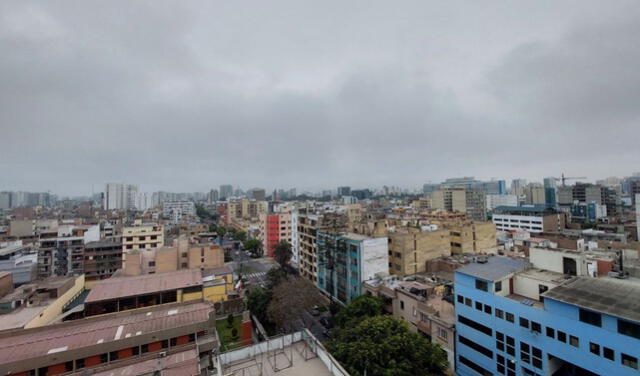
[1,1,639,195]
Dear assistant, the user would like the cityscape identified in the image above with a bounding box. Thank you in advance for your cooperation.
[2,1,640,376]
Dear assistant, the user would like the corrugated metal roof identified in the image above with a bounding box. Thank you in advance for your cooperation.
[542,277,640,323]
[91,349,199,376]
[0,303,212,365]
[86,269,203,303]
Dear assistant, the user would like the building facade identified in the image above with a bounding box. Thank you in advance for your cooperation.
[492,206,566,233]
[454,256,640,376]
[121,221,163,253]
[316,232,387,304]
[103,183,138,210]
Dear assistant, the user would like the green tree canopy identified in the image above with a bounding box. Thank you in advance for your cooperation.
[273,240,292,268]
[334,294,384,328]
[247,287,272,324]
[328,315,448,376]
[243,238,263,258]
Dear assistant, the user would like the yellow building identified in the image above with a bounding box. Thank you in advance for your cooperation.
[122,219,164,252]
[388,227,451,276]
[446,221,497,254]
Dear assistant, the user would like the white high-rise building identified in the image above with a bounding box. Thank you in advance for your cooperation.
[486,194,518,211]
[135,192,152,211]
[104,183,138,210]
[636,194,639,241]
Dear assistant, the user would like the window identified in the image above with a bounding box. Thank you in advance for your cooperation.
[475,279,488,291]
[170,337,178,346]
[484,304,492,314]
[496,332,505,351]
[109,351,119,361]
[459,335,493,359]
[475,301,483,311]
[438,327,448,340]
[495,308,504,319]
[569,335,579,348]
[497,354,506,375]
[532,347,542,369]
[458,315,493,336]
[506,336,515,356]
[622,353,638,369]
[557,330,567,343]
[395,252,401,258]
[459,356,492,376]
[546,327,555,338]
[100,353,108,363]
[603,347,614,361]
[579,309,602,327]
[618,319,640,340]
[75,358,85,369]
[531,322,541,334]
[520,342,531,364]
[465,298,472,307]
[523,368,542,376]
[457,295,464,304]
[495,281,502,292]
[538,284,549,294]
[589,342,600,355]
[148,261,155,267]
[496,354,515,376]
[519,317,529,329]
[505,312,514,323]
[141,344,149,353]
[400,301,404,310]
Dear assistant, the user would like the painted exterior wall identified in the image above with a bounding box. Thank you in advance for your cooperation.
[25,274,85,328]
[455,270,640,376]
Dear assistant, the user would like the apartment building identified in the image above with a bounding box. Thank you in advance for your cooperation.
[316,232,387,304]
[162,201,196,223]
[37,225,100,278]
[259,212,292,257]
[523,184,545,205]
[103,183,138,210]
[492,205,566,233]
[0,301,218,376]
[363,274,456,368]
[83,238,123,283]
[448,221,497,255]
[387,226,451,276]
[431,188,487,221]
[123,241,224,276]
[454,256,640,376]
[121,220,163,252]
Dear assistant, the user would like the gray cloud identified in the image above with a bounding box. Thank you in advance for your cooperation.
[1,1,638,195]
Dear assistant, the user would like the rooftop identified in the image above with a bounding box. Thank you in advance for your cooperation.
[494,205,557,215]
[90,349,199,376]
[456,256,529,281]
[85,269,202,303]
[542,277,640,323]
[0,302,213,365]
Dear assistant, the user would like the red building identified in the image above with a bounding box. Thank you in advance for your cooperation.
[260,213,292,257]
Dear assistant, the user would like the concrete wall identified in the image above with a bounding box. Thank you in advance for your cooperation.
[25,274,85,328]
[361,237,388,282]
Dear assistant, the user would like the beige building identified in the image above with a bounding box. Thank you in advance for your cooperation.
[363,274,456,370]
[387,227,451,276]
[122,220,164,252]
[431,188,486,221]
[123,240,224,276]
[447,221,497,254]
[524,184,546,204]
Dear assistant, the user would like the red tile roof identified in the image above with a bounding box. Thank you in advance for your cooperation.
[0,302,212,366]
[86,269,203,303]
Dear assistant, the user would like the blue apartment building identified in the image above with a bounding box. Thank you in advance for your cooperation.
[454,256,640,376]
[316,232,387,305]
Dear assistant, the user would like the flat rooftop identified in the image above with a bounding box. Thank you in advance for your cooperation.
[0,302,212,366]
[86,269,202,303]
[456,256,529,281]
[542,277,640,323]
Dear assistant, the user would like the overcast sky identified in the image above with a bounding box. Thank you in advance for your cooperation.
[1,1,639,196]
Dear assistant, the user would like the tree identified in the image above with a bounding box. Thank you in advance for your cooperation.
[243,238,263,258]
[247,287,272,324]
[334,295,384,329]
[328,315,448,376]
[273,240,292,268]
[217,226,227,238]
[265,267,288,289]
[267,277,322,330]
[233,230,247,242]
